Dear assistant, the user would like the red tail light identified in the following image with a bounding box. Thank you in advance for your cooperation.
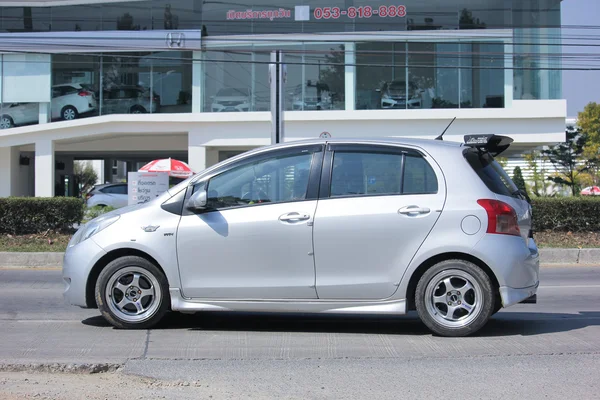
[78,90,92,97]
[477,199,521,237]
[85,193,94,200]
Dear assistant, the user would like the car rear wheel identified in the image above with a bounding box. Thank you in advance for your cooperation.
[415,259,494,337]
[130,105,146,114]
[61,106,78,121]
[95,256,170,329]
[0,115,14,129]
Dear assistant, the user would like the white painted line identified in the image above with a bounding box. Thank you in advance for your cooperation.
[540,285,600,289]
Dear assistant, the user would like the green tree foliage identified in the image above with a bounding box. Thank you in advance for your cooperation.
[74,161,98,197]
[578,102,600,148]
[524,150,549,197]
[512,166,527,195]
[542,129,589,197]
[578,102,600,185]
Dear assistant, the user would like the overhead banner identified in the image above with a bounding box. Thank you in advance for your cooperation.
[128,172,169,206]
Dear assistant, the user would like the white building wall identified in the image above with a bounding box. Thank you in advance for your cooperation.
[0,99,567,198]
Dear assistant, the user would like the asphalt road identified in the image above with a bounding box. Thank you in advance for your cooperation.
[1,267,600,399]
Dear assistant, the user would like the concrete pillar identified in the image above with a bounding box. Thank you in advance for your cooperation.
[188,131,207,173]
[104,159,113,184]
[0,146,20,197]
[35,139,54,197]
[192,50,203,113]
[504,41,514,108]
[39,102,51,124]
[344,42,356,111]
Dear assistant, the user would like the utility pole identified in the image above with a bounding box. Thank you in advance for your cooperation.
[269,51,286,144]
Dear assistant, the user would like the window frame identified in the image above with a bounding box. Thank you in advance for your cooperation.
[319,143,438,199]
[185,144,325,214]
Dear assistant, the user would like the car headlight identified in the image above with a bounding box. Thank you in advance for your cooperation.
[69,215,120,247]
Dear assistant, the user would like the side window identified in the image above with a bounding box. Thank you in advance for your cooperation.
[52,88,62,98]
[206,152,313,209]
[403,155,438,194]
[330,152,403,197]
[100,186,114,194]
[113,185,127,195]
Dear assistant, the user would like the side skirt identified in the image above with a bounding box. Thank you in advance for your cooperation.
[169,289,407,315]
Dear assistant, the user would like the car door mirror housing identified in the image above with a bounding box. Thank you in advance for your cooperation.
[187,189,208,211]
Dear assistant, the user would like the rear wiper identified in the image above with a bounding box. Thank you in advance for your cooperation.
[513,189,531,204]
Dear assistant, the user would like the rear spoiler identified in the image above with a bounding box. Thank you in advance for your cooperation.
[464,134,513,157]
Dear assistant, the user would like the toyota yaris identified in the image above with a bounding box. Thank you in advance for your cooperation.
[63,135,539,337]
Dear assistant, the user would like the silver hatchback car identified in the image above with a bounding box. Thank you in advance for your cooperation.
[63,135,539,337]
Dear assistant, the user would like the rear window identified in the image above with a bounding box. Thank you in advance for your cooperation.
[464,150,518,197]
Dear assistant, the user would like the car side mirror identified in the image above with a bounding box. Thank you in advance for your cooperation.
[187,189,208,211]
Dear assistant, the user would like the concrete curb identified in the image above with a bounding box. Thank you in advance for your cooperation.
[1,249,599,268]
[0,252,63,268]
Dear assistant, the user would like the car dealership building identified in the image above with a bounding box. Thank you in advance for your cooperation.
[0,0,565,197]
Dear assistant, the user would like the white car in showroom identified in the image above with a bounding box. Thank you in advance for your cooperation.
[0,83,97,129]
[210,88,251,112]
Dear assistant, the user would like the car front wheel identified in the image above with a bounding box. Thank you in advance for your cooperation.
[95,256,170,329]
[415,259,495,337]
[0,115,14,129]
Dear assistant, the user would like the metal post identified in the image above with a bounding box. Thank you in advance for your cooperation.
[269,51,285,144]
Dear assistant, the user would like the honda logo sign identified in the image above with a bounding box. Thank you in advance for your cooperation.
[166,32,185,48]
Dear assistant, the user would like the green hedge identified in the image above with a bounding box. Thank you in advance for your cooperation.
[0,196,597,235]
[532,197,600,232]
[0,197,85,235]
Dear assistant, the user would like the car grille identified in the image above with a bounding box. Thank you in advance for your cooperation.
[220,101,243,106]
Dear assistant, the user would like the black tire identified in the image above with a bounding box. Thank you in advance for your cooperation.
[95,256,170,329]
[415,259,495,337]
[61,106,78,121]
[130,105,146,114]
[0,115,14,129]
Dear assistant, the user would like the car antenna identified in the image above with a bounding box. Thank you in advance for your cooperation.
[435,117,457,141]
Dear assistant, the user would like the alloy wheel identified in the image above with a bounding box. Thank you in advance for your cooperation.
[105,266,162,323]
[0,117,12,129]
[424,269,483,328]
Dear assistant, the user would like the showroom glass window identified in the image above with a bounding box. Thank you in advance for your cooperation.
[203,45,271,112]
[285,44,345,111]
[51,52,192,121]
[206,152,313,209]
[356,40,504,110]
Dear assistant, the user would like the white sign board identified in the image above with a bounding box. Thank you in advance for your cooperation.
[128,172,169,205]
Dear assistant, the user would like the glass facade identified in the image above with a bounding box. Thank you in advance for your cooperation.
[356,41,505,110]
[46,52,192,124]
[0,0,562,129]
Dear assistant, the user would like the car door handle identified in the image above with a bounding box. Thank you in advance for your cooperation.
[398,206,431,215]
[279,212,311,222]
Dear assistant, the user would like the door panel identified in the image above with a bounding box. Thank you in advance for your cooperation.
[178,201,318,299]
[176,146,323,299]
[313,146,445,300]
[314,195,443,299]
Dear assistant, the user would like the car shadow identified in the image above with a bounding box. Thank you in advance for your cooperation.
[82,310,600,337]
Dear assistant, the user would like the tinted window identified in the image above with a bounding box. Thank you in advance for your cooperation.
[101,184,127,194]
[464,150,518,197]
[330,151,438,197]
[403,155,438,194]
[331,152,403,197]
[207,152,313,209]
[113,185,128,195]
